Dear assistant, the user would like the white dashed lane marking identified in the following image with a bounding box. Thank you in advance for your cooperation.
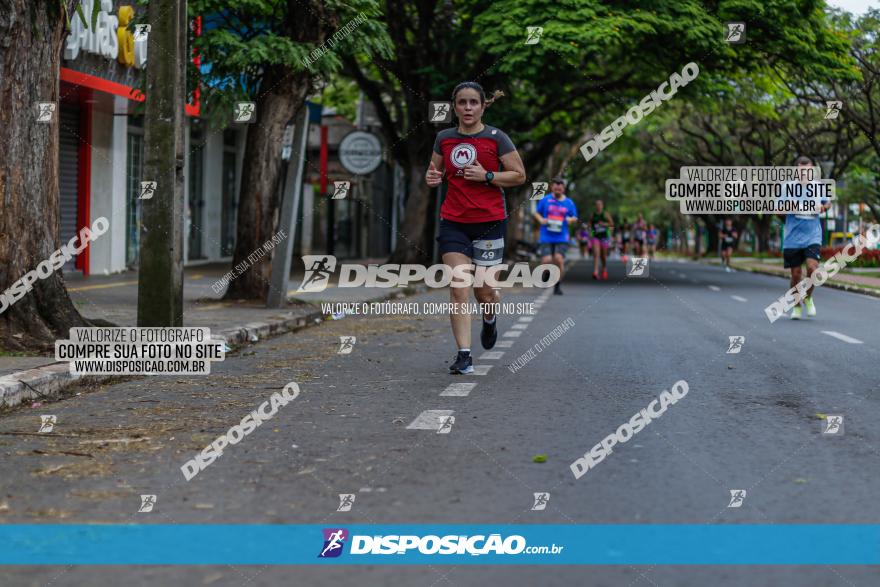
[731,295,747,302]
[708,285,721,292]
[473,365,492,375]
[496,340,514,348]
[440,382,478,397]
[479,351,505,360]
[503,330,523,338]
[519,317,534,323]
[512,323,528,330]
[822,331,863,344]
[407,410,454,430]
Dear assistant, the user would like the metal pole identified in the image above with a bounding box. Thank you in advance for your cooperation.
[266,107,309,308]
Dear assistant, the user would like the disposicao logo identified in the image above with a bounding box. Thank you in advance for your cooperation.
[319,528,348,558]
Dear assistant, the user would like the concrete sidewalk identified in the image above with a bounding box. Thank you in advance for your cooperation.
[0,261,421,407]
[711,256,880,297]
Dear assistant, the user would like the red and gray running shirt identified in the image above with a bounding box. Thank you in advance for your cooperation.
[433,125,517,223]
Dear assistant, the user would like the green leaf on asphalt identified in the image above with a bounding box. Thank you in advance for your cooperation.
[815,413,827,419]
[532,454,547,463]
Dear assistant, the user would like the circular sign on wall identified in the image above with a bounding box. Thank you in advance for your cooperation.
[338,131,383,175]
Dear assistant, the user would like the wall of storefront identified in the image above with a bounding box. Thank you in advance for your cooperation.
[87,93,128,274]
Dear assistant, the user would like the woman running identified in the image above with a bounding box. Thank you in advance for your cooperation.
[633,214,648,257]
[590,200,614,280]
[577,222,591,258]
[620,219,631,261]
[646,224,659,259]
[425,81,526,374]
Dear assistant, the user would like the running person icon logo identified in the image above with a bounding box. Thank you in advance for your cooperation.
[628,257,649,277]
[233,102,256,123]
[530,181,549,201]
[726,336,745,354]
[430,101,452,123]
[36,102,56,123]
[437,415,455,434]
[531,492,550,510]
[825,100,843,120]
[524,26,544,45]
[38,415,56,433]
[138,494,157,512]
[318,528,349,558]
[332,181,351,200]
[337,494,356,511]
[823,415,844,435]
[728,490,747,508]
[338,336,356,354]
[725,22,745,43]
[139,181,157,200]
[297,255,337,292]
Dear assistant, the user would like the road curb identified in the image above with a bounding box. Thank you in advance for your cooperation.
[728,262,880,299]
[0,286,428,409]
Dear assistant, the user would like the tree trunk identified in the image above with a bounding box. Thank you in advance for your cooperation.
[137,0,186,326]
[753,215,772,253]
[224,65,308,300]
[697,215,719,257]
[0,0,93,351]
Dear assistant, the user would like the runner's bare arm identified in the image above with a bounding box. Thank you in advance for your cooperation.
[425,153,444,187]
[462,151,526,186]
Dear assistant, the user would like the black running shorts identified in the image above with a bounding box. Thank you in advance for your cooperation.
[783,244,821,268]
[437,218,506,266]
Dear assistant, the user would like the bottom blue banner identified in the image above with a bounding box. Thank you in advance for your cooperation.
[1,524,879,565]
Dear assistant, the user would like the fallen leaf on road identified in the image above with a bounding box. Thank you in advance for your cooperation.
[532,455,547,463]
[194,503,214,509]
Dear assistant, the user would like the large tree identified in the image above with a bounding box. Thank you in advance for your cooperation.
[0,1,100,351]
[344,0,855,264]
[782,9,880,220]
[192,0,389,300]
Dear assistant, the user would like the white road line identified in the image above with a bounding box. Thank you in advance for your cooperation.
[502,330,523,338]
[708,285,721,292]
[731,295,748,302]
[406,410,454,430]
[822,331,863,344]
[440,382,478,397]
[479,351,505,360]
[473,365,493,376]
[496,340,514,348]
[512,323,528,330]
[518,317,535,323]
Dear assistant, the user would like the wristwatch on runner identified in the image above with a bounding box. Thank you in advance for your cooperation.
[485,171,494,185]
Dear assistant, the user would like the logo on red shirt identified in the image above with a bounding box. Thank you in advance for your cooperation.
[450,144,477,168]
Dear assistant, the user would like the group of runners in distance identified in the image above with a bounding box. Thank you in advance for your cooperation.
[426,80,828,374]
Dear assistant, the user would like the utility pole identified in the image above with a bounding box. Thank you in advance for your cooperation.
[137,0,186,326]
[267,107,310,308]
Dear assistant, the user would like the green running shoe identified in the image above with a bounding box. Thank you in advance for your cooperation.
[790,305,803,320]
[804,296,816,317]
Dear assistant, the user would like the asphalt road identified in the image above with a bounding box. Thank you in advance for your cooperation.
[1,258,878,586]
